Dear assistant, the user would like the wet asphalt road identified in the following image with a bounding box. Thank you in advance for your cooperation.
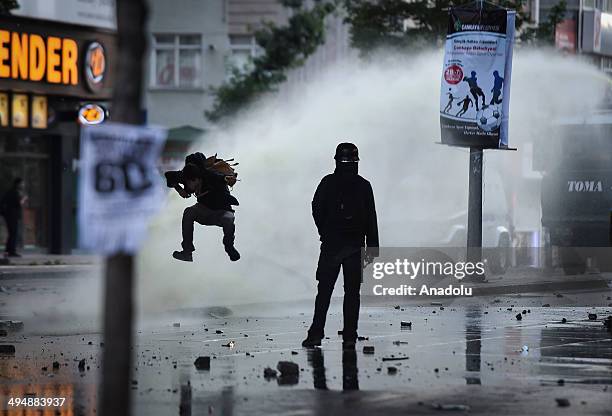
[0,274,611,415]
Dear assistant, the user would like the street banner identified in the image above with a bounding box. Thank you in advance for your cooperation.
[78,123,167,254]
[440,6,515,148]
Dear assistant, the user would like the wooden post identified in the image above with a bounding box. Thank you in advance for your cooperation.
[99,1,148,415]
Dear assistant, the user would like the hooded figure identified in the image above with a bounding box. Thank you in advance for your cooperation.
[302,143,379,350]
[0,178,24,257]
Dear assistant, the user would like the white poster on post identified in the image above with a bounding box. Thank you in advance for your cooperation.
[440,6,515,148]
[78,123,167,254]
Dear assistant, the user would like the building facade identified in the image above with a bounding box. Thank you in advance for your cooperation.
[1,0,116,254]
[536,0,612,74]
[145,0,350,135]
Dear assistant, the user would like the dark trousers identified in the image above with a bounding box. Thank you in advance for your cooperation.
[490,90,502,105]
[181,202,235,252]
[470,87,485,109]
[3,215,18,254]
[308,245,362,341]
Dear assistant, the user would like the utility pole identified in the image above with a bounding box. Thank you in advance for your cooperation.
[99,1,148,415]
[467,147,483,265]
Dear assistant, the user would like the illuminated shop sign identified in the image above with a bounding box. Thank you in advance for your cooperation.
[78,103,106,125]
[0,15,115,99]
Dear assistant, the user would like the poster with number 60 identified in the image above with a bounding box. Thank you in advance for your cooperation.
[78,123,167,254]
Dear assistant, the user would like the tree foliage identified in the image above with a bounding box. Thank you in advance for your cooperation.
[0,0,19,15]
[520,0,567,46]
[343,0,527,56]
[206,0,336,123]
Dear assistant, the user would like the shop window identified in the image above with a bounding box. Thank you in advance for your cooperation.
[226,35,261,77]
[151,34,202,88]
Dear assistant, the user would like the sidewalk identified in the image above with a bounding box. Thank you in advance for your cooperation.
[0,253,101,279]
[1,254,611,302]
[470,267,612,297]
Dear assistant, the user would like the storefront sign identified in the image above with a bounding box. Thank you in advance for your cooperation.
[555,19,577,53]
[11,93,28,128]
[84,42,106,92]
[582,10,612,56]
[78,103,106,125]
[31,95,48,129]
[439,6,515,148]
[78,123,167,254]
[0,93,7,127]
[0,15,115,99]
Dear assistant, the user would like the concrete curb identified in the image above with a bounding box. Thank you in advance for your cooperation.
[0,265,100,280]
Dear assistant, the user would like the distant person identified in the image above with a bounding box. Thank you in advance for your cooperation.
[490,70,504,105]
[456,95,473,117]
[463,71,486,111]
[302,143,379,350]
[0,178,24,257]
[443,88,457,113]
[165,152,240,262]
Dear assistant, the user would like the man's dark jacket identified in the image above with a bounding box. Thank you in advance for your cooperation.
[312,167,378,249]
[165,153,238,212]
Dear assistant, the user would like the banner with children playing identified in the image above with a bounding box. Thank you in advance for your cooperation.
[440,5,515,148]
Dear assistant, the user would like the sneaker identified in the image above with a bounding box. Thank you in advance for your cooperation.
[301,336,322,348]
[172,250,193,262]
[225,245,240,261]
[342,340,356,350]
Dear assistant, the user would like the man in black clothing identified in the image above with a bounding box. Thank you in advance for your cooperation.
[456,95,473,117]
[165,153,240,262]
[302,143,379,350]
[1,178,24,257]
[463,71,486,111]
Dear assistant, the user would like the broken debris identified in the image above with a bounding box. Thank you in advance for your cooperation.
[263,367,277,378]
[276,361,299,376]
[276,361,299,385]
[363,346,375,355]
[0,344,15,354]
[194,356,211,370]
[433,404,471,411]
[382,356,409,362]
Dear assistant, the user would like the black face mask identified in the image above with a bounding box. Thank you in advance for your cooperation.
[335,161,358,177]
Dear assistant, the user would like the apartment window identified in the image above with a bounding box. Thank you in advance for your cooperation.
[226,35,261,75]
[152,34,202,88]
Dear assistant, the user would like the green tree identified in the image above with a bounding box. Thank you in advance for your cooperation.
[520,0,567,46]
[343,0,527,56]
[0,0,19,15]
[206,0,336,123]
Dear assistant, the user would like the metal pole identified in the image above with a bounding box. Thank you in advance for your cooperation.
[99,1,148,415]
[578,0,583,54]
[467,147,483,264]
